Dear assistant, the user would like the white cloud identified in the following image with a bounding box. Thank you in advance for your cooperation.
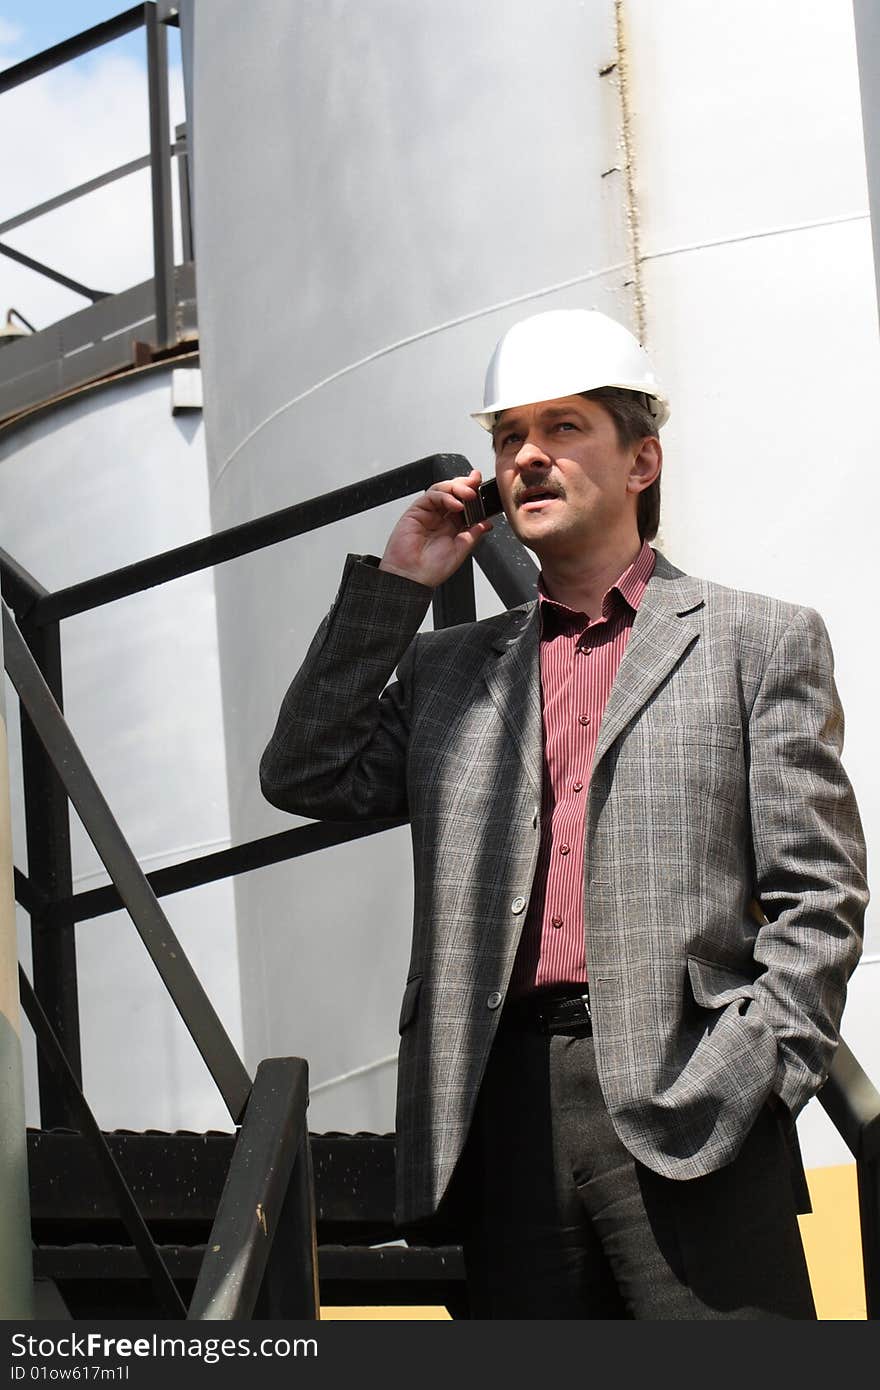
[0,18,24,55]
[0,49,186,330]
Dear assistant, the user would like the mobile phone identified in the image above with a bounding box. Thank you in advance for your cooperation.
[462,477,502,527]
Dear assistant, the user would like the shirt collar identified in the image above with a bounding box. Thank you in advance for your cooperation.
[537,539,656,626]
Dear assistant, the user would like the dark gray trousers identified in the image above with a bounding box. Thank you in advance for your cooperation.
[457,1018,817,1319]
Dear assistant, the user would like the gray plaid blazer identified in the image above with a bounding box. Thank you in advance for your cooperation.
[260,548,868,1227]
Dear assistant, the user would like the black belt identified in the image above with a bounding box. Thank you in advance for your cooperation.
[500,986,592,1035]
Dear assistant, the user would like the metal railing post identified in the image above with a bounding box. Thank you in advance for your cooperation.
[145,2,175,351]
[255,1131,320,1319]
[819,1039,880,1318]
[858,1154,880,1319]
[19,614,82,1127]
[432,557,476,630]
[175,123,194,263]
[189,1058,317,1320]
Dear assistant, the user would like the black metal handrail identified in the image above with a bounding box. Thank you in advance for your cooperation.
[0,454,532,1102]
[0,7,146,92]
[44,819,409,926]
[188,1059,318,1320]
[0,451,535,1316]
[10,454,532,626]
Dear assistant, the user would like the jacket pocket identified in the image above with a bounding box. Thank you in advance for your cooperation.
[687,954,757,1009]
[398,975,423,1034]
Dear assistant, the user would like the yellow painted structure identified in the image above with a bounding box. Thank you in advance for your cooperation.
[799,1163,866,1320]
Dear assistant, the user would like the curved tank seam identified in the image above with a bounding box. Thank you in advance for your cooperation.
[70,835,234,887]
[211,262,628,485]
[309,1052,398,1094]
[641,210,869,265]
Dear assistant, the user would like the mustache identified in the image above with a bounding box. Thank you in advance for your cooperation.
[513,477,566,506]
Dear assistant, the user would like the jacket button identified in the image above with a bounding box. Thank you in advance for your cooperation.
[487,991,503,1009]
[511,896,527,914]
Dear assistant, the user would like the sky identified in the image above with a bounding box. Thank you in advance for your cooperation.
[0,2,185,331]
[0,2,151,63]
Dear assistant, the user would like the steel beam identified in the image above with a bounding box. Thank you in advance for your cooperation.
[17,616,82,1128]
[145,3,175,350]
[0,241,108,302]
[0,6,145,94]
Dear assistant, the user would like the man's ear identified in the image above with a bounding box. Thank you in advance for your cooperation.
[626,436,662,495]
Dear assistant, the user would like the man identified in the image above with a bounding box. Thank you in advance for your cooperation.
[260,308,868,1318]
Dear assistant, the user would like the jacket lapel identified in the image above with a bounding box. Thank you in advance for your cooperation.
[591,551,705,772]
[482,602,543,797]
[479,551,705,795]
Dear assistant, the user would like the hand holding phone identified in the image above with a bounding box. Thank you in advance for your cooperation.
[379,469,494,588]
[462,477,502,527]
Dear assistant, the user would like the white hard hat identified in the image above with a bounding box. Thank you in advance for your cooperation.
[471,308,670,431]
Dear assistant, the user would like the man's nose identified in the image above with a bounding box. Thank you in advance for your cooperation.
[514,440,551,468]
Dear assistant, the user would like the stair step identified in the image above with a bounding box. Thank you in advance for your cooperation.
[28,1128,468,1317]
[34,1244,463,1282]
[29,1128,398,1241]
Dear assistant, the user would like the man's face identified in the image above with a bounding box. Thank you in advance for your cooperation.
[492,394,652,561]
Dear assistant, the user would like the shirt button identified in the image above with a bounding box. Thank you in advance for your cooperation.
[573,781,584,792]
[578,714,590,726]
[487,991,503,1009]
[511,896,527,914]
[552,915,563,929]
[559,844,570,856]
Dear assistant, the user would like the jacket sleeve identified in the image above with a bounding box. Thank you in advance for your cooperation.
[259,553,434,821]
[748,604,868,1117]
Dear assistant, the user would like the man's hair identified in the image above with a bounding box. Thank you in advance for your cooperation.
[580,387,661,542]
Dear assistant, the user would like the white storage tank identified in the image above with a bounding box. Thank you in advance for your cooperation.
[180,0,636,1134]
[0,361,242,1132]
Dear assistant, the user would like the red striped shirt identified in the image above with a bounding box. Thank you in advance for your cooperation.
[508,540,656,999]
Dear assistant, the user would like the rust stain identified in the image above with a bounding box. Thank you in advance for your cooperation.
[614,0,646,342]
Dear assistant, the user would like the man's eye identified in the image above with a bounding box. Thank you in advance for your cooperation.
[501,433,521,448]
[556,421,576,431]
